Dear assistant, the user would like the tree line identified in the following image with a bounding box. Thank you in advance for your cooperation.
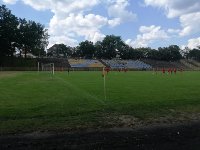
[0,5,48,65]
[48,35,200,61]
[1,4,200,65]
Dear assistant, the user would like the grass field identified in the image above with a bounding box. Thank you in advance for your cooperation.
[0,71,200,134]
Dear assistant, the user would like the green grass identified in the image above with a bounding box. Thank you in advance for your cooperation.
[0,71,200,134]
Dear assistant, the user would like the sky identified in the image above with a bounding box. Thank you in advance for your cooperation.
[1,0,200,49]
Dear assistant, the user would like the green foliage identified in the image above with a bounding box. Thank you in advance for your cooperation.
[0,4,48,64]
[0,5,18,60]
[78,40,95,58]
[94,41,104,58]
[18,18,49,57]
[47,39,183,61]
[119,45,144,59]
[100,35,126,59]
[187,47,200,61]
[158,45,182,61]
[47,44,72,58]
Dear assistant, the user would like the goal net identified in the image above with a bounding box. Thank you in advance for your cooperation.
[39,63,54,75]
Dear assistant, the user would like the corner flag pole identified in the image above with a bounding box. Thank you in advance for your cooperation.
[37,62,40,73]
[52,63,54,75]
[103,67,107,101]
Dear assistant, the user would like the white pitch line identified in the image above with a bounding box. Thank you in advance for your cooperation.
[55,75,106,105]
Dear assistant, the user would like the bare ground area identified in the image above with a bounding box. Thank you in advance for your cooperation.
[0,71,20,78]
[0,121,200,150]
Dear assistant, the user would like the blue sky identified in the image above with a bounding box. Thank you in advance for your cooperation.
[1,0,200,49]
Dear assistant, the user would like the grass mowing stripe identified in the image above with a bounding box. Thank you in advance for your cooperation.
[0,71,200,134]
[55,75,106,106]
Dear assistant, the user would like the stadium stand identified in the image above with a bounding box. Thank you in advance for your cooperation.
[101,59,152,69]
[187,59,200,67]
[68,59,105,68]
[126,60,152,69]
[142,59,189,70]
[180,59,199,70]
[98,59,110,67]
[2,57,199,71]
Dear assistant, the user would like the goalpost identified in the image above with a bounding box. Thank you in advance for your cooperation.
[38,62,54,75]
[102,67,106,101]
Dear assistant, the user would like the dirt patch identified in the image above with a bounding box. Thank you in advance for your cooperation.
[0,71,20,78]
[102,115,142,128]
[101,112,200,129]
[0,121,200,150]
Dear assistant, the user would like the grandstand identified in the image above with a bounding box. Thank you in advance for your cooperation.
[1,57,199,71]
[101,59,152,69]
[37,58,200,71]
[187,59,200,67]
[142,59,189,70]
[180,59,199,70]
[68,59,105,68]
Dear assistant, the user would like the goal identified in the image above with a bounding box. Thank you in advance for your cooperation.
[38,62,54,75]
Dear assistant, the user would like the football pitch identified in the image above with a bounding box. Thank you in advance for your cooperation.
[0,71,200,134]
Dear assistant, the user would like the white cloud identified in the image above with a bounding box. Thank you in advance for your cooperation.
[48,13,108,47]
[21,0,100,14]
[2,0,136,47]
[144,0,200,37]
[126,25,169,48]
[167,28,180,34]
[179,12,200,36]
[139,25,157,33]
[108,18,121,27]
[107,0,137,25]
[144,0,200,18]
[48,36,78,48]
[2,0,17,4]
[186,37,200,49]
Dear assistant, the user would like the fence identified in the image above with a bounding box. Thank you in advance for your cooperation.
[0,67,151,71]
[0,67,199,71]
[0,67,38,71]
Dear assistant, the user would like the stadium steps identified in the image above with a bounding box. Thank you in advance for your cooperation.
[187,59,200,67]
[142,59,188,70]
[98,59,110,68]
[180,59,199,70]
[68,59,105,68]
[101,59,152,69]
[169,61,189,69]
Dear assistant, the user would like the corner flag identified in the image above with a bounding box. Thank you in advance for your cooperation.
[102,67,107,101]
[102,67,106,77]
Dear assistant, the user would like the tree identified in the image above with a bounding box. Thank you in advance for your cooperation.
[31,47,46,57]
[101,35,125,59]
[147,49,159,59]
[0,5,18,64]
[180,47,190,58]
[187,46,200,61]
[135,47,151,58]
[131,48,144,59]
[47,44,72,58]
[0,4,49,62]
[94,41,104,58]
[18,19,49,58]
[118,44,130,59]
[168,45,182,61]
[77,40,95,58]
[118,45,144,59]
[70,46,79,58]
[158,45,182,61]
